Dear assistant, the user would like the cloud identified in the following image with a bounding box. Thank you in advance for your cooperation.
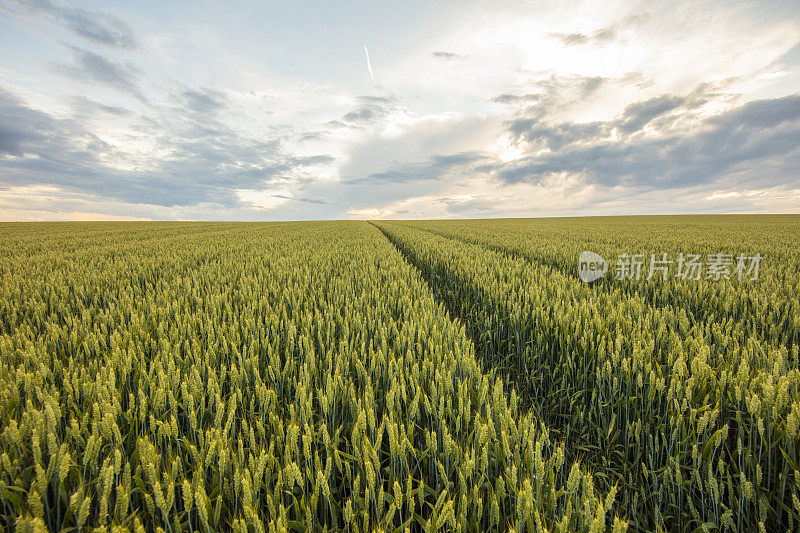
[339,95,398,125]
[53,46,144,99]
[0,86,336,210]
[347,151,488,184]
[537,74,606,102]
[548,12,650,47]
[0,88,107,159]
[548,27,616,47]
[343,107,378,123]
[709,92,800,130]
[432,51,462,59]
[181,88,227,114]
[357,95,396,104]
[497,73,610,116]
[1,0,137,49]
[69,96,132,117]
[287,155,335,166]
[505,85,734,151]
[617,94,686,133]
[507,119,608,150]
[492,93,541,105]
[551,32,588,46]
[494,93,800,192]
[337,112,499,186]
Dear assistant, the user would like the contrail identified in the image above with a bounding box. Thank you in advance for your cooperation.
[363,45,376,87]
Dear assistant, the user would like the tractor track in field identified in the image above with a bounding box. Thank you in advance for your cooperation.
[367,220,538,411]
[382,221,798,354]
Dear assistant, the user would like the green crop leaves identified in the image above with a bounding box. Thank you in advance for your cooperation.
[375,215,800,531]
[4,216,796,531]
[0,221,621,532]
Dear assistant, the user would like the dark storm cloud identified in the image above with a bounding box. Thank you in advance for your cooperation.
[494,94,800,191]
[53,46,144,99]
[0,86,334,208]
[2,0,137,49]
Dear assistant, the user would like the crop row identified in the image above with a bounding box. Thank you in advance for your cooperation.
[394,216,800,353]
[0,222,622,532]
[375,219,800,531]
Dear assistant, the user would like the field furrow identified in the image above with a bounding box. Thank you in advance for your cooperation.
[396,217,800,354]
[375,219,800,531]
[0,221,620,531]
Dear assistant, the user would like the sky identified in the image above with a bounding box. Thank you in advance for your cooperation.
[0,0,798,221]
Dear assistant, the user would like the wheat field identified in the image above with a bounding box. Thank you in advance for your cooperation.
[1,216,798,531]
